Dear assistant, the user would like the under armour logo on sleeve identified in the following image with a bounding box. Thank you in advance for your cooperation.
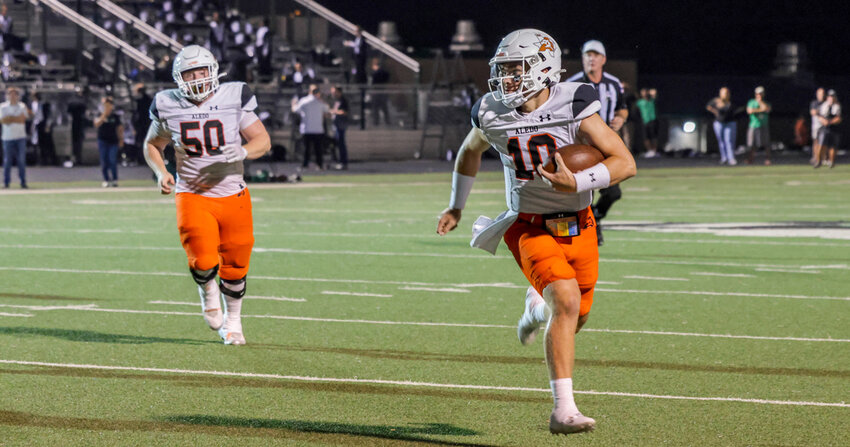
[589,173,596,182]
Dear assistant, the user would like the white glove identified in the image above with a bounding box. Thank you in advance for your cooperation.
[222,144,248,163]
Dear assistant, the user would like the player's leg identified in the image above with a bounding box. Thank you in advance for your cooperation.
[543,279,596,434]
[504,219,594,433]
[176,193,224,330]
[216,189,254,345]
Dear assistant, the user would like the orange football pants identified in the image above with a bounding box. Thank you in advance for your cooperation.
[503,207,598,316]
[175,189,254,281]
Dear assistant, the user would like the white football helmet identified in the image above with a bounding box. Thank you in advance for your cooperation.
[488,29,563,108]
[172,45,223,101]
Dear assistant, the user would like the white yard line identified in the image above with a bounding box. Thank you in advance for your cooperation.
[246,295,307,302]
[320,291,393,298]
[400,286,471,293]
[595,288,850,302]
[0,312,33,317]
[691,272,756,278]
[581,328,850,343]
[0,266,845,301]
[148,301,196,306]
[755,268,821,275]
[608,236,850,248]
[2,303,848,343]
[624,276,690,282]
[0,359,846,408]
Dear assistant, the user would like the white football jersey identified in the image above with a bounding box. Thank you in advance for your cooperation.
[472,82,601,214]
[150,81,259,197]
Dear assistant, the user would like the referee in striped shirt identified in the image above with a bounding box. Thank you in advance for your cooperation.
[567,40,628,246]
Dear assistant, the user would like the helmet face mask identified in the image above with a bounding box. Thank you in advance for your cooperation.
[173,45,222,102]
[488,29,563,108]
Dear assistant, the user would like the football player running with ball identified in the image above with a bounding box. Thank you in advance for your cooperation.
[436,29,635,434]
[144,45,270,345]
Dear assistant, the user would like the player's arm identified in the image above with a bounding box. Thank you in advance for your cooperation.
[578,113,636,185]
[143,118,176,195]
[537,113,636,192]
[222,84,271,162]
[436,126,490,235]
[239,118,271,160]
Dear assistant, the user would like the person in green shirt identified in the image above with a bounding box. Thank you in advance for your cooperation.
[636,88,659,157]
[746,86,772,165]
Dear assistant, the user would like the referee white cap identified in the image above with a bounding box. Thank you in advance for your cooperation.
[581,40,606,56]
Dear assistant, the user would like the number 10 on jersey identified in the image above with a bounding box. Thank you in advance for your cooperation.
[507,133,557,180]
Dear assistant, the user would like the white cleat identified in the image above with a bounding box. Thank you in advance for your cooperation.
[518,286,545,345]
[549,412,596,434]
[198,285,223,330]
[218,327,246,345]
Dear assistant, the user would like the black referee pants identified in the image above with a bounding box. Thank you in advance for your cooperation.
[593,184,622,221]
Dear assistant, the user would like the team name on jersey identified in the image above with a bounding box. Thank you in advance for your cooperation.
[191,113,210,119]
[512,125,539,135]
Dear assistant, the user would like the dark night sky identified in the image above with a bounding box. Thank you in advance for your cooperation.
[319,0,850,76]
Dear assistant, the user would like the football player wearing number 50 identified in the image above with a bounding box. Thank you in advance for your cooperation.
[144,45,270,346]
[436,29,635,434]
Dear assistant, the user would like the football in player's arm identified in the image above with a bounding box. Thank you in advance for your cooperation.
[143,45,270,346]
[436,112,634,235]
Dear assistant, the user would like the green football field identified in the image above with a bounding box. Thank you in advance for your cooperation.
[0,164,848,446]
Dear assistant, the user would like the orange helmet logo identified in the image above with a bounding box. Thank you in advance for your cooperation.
[538,37,555,54]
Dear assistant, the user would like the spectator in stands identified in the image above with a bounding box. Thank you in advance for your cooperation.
[344,26,367,84]
[291,62,312,97]
[0,3,22,52]
[636,88,659,158]
[131,83,152,166]
[67,87,87,166]
[1,86,31,188]
[746,86,771,166]
[208,10,225,61]
[31,92,56,166]
[816,89,841,169]
[94,96,123,187]
[291,84,329,170]
[369,57,390,126]
[810,87,825,166]
[330,85,349,170]
[707,86,737,165]
[255,18,273,79]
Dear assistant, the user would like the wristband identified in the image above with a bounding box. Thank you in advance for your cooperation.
[449,172,475,210]
[573,162,610,193]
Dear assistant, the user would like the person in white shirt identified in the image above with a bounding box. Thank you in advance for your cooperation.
[291,85,329,170]
[1,87,32,188]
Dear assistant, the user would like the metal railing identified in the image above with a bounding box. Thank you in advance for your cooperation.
[29,0,154,70]
[93,0,182,54]
[292,0,420,74]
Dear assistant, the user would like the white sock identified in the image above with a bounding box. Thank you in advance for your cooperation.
[531,300,549,322]
[220,280,245,333]
[550,378,580,418]
[199,279,220,310]
[526,287,549,323]
[222,296,243,333]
